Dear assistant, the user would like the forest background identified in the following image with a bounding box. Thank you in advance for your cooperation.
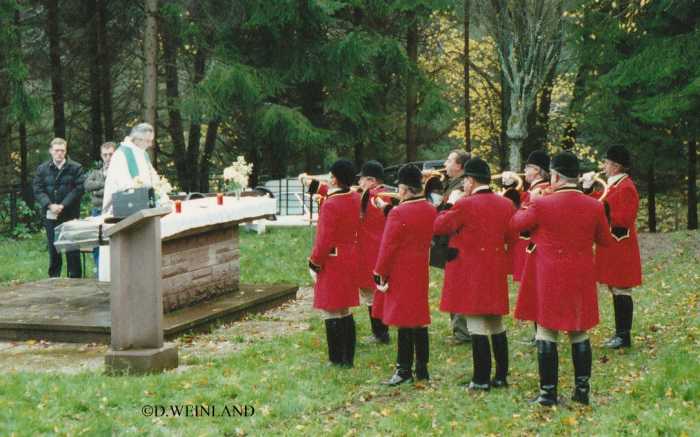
[0,0,698,235]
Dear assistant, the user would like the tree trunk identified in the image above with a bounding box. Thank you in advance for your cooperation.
[143,0,158,166]
[537,69,555,144]
[97,0,114,140]
[405,12,418,162]
[647,162,656,233]
[187,47,207,192]
[249,141,260,189]
[463,0,471,152]
[354,142,364,167]
[688,138,698,230]
[523,68,555,158]
[46,0,66,138]
[19,122,32,205]
[498,68,509,171]
[300,80,325,174]
[87,0,103,160]
[160,13,188,191]
[198,120,220,193]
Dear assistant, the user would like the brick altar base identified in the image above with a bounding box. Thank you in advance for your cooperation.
[161,225,240,312]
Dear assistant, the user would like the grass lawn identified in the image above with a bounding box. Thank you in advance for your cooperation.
[0,227,698,436]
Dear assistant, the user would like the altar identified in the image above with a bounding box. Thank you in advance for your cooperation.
[99,195,276,312]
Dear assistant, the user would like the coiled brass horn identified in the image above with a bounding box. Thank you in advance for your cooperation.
[491,172,525,192]
[583,172,610,202]
[298,172,330,187]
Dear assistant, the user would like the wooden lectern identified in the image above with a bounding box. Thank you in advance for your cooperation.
[103,206,178,375]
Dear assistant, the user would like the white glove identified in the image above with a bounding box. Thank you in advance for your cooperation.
[373,196,388,209]
[309,268,317,282]
[376,281,389,293]
[581,171,596,189]
[501,171,517,186]
[447,190,464,205]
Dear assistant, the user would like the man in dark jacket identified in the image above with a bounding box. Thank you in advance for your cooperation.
[432,149,471,345]
[33,138,85,278]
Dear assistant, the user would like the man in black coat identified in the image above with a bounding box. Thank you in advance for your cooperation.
[32,138,85,278]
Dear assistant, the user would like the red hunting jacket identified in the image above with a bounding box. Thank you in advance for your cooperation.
[434,188,516,316]
[358,185,388,289]
[511,179,550,282]
[374,197,437,327]
[591,175,642,288]
[511,186,613,332]
[309,189,361,311]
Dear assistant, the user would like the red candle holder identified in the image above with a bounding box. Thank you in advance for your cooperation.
[216,193,224,205]
[174,200,182,213]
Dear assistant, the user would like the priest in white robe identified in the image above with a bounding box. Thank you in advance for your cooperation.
[102,122,160,215]
[99,122,160,281]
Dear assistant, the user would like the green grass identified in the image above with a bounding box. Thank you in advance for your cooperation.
[0,233,60,285]
[0,228,698,435]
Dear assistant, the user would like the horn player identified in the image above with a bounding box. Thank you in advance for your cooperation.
[582,145,642,349]
[434,157,517,391]
[308,159,361,368]
[500,150,552,283]
[511,151,614,406]
[356,161,391,345]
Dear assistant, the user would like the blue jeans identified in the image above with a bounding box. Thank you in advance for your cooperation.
[91,208,101,277]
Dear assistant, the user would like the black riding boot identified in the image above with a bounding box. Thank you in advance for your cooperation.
[532,340,558,406]
[369,306,390,344]
[468,335,491,391]
[491,331,509,388]
[414,327,430,381]
[606,294,632,349]
[324,318,343,365]
[339,314,356,367]
[571,339,592,405]
[384,328,413,385]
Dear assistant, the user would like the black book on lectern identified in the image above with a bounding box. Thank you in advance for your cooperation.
[112,187,156,219]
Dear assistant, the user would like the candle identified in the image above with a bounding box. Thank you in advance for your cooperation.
[175,200,182,213]
[216,193,224,205]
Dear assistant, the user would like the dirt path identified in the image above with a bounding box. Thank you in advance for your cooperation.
[0,287,315,374]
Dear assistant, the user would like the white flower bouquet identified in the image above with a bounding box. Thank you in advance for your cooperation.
[153,175,173,206]
[131,174,173,207]
[223,156,253,194]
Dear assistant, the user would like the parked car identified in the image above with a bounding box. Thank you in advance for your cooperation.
[382,159,444,187]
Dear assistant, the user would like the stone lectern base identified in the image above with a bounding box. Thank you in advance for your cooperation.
[105,343,178,375]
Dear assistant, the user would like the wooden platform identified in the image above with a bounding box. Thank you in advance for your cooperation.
[0,278,297,343]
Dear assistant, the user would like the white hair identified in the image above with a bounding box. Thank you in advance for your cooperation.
[130,122,154,139]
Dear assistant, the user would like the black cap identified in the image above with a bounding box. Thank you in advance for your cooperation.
[359,160,384,180]
[606,145,631,168]
[526,150,550,171]
[550,151,579,178]
[463,157,491,183]
[398,164,422,190]
[330,159,356,187]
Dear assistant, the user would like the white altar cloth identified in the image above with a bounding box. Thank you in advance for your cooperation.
[98,195,276,282]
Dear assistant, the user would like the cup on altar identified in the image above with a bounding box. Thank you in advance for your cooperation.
[175,200,182,213]
[216,193,224,205]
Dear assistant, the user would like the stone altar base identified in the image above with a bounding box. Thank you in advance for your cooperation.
[105,343,179,375]
[0,278,298,343]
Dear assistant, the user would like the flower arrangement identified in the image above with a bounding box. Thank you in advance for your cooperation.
[153,175,173,205]
[223,156,253,193]
[132,174,173,206]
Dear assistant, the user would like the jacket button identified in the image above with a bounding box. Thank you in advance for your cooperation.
[480,247,485,251]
